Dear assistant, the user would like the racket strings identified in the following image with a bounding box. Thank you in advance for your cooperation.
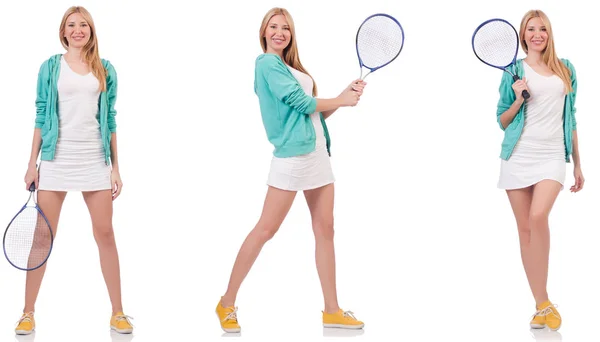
[357,16,404,68]
[4,207,52,269]
[473,21,518,67]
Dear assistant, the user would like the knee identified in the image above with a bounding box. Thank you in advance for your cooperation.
[517,223,530,235]
[254,222,280,242]
[529,211,548,228]
[34,234,53,251]
[93,225,115,246]
[313,217,334,241]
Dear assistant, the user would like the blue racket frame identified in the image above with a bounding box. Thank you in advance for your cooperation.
[355,13,405,80]
[3,184,54,271]
[472,18,530,99]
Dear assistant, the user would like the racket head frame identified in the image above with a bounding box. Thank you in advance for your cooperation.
[2,186,54,271]
[472,18,530,99]
[471,18,519,75]
[355,13,405,80]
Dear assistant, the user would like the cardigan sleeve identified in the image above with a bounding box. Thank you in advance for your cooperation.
[105,61,118,133]
[34,59,52,128]
[256,55,317,114]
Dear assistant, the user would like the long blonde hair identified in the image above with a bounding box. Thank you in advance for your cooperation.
[59,6,107,91]
[259,8,317,96]
[519,9,572,93]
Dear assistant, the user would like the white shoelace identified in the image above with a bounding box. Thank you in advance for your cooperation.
[533,304,559,319]
[343,310,357,320]
[222,307,238,322]
[16,312,34,326]
[115,314,135,327]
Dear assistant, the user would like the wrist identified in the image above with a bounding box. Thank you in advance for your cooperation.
[514,98,524,106]
[28,161,37,169]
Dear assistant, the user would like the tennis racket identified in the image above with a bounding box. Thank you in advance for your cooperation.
[355,13,405,81]
[472,18,530,99]
[3,182,54,271]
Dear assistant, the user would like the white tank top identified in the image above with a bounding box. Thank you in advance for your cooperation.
[57,56,102,142]
[519,62,566,145]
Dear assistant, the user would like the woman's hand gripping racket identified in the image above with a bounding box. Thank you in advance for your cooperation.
[3,182,54,271]
[354,13,404,85]
[472,18,530,100]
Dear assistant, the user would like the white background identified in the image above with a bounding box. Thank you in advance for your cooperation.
[0,0,597,341]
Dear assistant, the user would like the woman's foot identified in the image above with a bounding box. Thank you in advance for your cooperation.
[322,309,364,329]
[216,298,241,333]
[530,300,561,331]
[110,312,134,334]
[15,312,35,335]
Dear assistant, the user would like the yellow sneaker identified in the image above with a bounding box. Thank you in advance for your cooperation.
[537,301,561,331]
[15,312,35,335]
[530,310,546,329]
[110,312,134,334]
[216,299,241,333]
[323,309,364,329]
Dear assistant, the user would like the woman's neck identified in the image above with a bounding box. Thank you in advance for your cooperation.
[524,51,544,66]
[64,48,84,62]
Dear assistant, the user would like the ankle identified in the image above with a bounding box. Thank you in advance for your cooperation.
[221,295,235,308]
[536,299,551,310]
[324,306,340,314]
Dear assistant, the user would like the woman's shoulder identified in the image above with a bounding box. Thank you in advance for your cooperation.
[99,58,117,83]
[255,53,284,70]
[39,54,62,69]
[100,58,116,71]
[558,57,575,69]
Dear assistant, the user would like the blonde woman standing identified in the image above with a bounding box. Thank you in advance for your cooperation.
[496,9,583,331]
[216,7,367,333]
[15,6,133,335]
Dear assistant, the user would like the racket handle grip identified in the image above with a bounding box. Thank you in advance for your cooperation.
[512,75,530,100]
[29,182,36,192]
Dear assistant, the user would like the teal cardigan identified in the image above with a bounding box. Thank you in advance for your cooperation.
[254,53,331,158]
[496,58,577,162]
[35,54,118,164]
